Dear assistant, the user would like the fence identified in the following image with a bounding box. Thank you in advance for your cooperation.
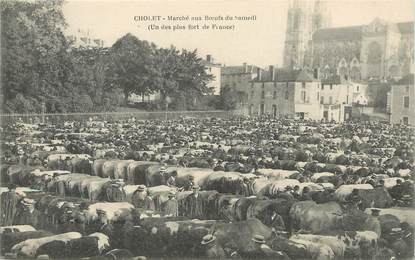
[0,110,239,125]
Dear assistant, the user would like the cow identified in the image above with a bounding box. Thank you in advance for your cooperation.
[0,225,36,234]
[246,198,294,232]
[290,234,346,258]
[256,169,298,180]
[65,232,110,258]
[0,230,53,254]
[209,219,272,257]
[92,159,107,177]
[289,238,335,259]
[125,218,217,257]
[11,232,82,258]
[334,184,374,202]
[365,207,415,230]
[289,201,343,234]
[127,161,160,184]
[202,171,245,195]
[86,202,135,223]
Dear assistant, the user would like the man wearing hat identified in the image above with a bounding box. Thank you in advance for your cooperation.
[162,191,178,217]
[0,184,22,225]
[183,175,195,191]
[131,185,155,211]
[299,187,312,201]
[185,184,204,219]
[166,170,177,188]
[263,205,286,235]
[251,235,289,259]
[218,200,234,223]
[200,234,226,258]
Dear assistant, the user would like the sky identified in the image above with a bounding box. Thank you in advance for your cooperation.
[62,0,414,67]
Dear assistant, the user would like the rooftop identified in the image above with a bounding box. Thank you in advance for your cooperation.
[313,21,414,41]
[221,65,259,75]
[395,74,414,85]
[254,69,318,82]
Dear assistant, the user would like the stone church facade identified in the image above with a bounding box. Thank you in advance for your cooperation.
[283,1,414,81]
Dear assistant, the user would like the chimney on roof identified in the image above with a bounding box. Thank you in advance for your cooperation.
[243,62,247,73]
[257,67,262,81]
[313,68,319,80]
[206,55,212,63]
[269,65,275,81]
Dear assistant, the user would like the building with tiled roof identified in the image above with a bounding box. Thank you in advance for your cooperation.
[389,74,414,125]
[203,55,222,95]
[246,67,324,120]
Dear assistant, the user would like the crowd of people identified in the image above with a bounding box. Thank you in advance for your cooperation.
[0,116,414,259]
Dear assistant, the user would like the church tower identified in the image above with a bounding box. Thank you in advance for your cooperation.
[283,0,329,69]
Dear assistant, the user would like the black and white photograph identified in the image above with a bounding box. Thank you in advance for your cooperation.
[1,0,414,259]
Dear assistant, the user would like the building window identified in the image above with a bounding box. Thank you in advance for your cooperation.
[273,91,277,99]
[357,85,360,92]
[285,91,289,100]
[301,91,306,102]
[317,92,319,101]
[286,82,289,88]
[330,84,333,90]
[302,82,306,88]
[329,96,333,104]
[346,95,349,104]
[320,96,324,104]
[321,84,324,90]
[404,96,410,108]
[262,83,265,88]
[406,86,410,93]
[261,90,265,99]
[403,117,409,125]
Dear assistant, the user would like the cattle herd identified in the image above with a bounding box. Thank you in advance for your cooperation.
[0,117,414,259]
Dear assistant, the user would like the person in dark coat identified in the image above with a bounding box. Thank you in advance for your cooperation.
[166,171,177,187]
[218,200,234,222]
[299,187,312,201]
[182,175,195,191]
[0,184,22,225]
[263,209,286,233]
[344,188,363,210]
[185,185,204,219]
[200,234,226,258]
[131,185,155,211]
[162,191,178,217]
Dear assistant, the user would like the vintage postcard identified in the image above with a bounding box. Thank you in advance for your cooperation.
[1,0,414,259]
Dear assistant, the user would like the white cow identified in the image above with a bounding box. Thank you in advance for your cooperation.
[256,169,297,180]
[335,184,373,202]
[12,232,82,257]
[0,225,36,234]
[290,239,335,260]
[290,234,346,258]
[88,233,110,254]
[86,202,135,222]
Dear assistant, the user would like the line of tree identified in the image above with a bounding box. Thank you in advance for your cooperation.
[1,0,214,113]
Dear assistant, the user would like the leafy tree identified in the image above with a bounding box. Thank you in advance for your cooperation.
[216,85,248,110]
[1,0,74,113]
[107,33,159,102]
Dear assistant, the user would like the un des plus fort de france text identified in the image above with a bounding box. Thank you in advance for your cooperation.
[134,15,257,31]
